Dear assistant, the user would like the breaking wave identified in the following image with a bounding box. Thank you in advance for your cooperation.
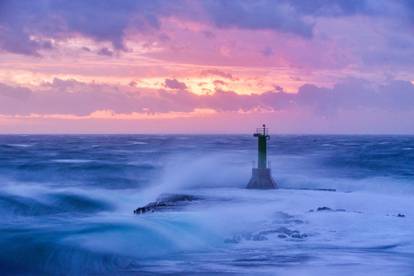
[0,135,413,275]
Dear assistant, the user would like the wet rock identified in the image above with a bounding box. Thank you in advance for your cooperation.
[226,226,309,244]
[133,193,202,214]
[157,194,198,202]
[316,206,332,212]
[276,227,298,236]
[291,233,308,239]
[225,232,269,243]
[258,227,309,240]
[309,207,347,213]
[243,233,268,241]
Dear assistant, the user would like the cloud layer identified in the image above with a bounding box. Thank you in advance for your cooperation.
[1,1,414,133]
[2,0,414,55]
[1,78,413,116]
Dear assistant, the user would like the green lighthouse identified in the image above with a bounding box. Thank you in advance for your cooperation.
[247,124,277,189]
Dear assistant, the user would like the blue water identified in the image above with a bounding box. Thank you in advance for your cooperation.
[0,135,413,275]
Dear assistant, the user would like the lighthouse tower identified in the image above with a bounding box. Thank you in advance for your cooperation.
[247,124,277,189]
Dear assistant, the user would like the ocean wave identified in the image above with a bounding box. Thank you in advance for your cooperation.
[131,141,148,145]
[4,144,34,148]
[52,159,94,164]
[0,135,413,274]
[0,191,113,217]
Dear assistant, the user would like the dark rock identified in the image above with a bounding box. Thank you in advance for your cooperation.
[276,227,299,236]
[260,227,308,240]
[227,226,309,243]
[291,233,308,239]
[157,193,198,202]
[316,206,332,212]
[225,232,268,243]
[397,213,406,218]
[133,193,202,214]
[311,207,347,212]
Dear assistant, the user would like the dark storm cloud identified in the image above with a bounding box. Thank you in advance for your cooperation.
[0,0,164,55]
[200,0,313,37]
[2,0,412,56]
[286,0,373,16]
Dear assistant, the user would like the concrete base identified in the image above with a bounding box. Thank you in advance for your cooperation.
[247,168,277,189]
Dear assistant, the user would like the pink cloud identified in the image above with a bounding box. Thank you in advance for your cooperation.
[0,78,413,133]
[164,79,188,90]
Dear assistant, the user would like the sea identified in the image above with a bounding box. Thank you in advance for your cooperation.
[0,134,413,275]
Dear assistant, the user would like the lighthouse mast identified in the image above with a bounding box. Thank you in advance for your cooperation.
[247,124,277,189]
[256,124,269,169]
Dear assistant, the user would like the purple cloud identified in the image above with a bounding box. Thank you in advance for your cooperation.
[164,79,188,90]
[97,47,114,57]
[200,0,313,37]
[3,0,413,56]
[201,69,237,80]
[0,0,162,55]
[1,78,413,118]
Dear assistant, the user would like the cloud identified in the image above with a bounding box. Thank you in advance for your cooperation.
[5,0,412,56]
[0,83,31,99]
[97,47,114,57]
[213,80,227,86]
[261,47,274,57]
[200,69,237,80]
[0,0,162,55]
[1,77,413,116]
[164,79,188,90]
[287,0,373,16]
[1,108,217,121]
[285,0,413,18]
[297,78,414,115]
[0,78,413,133]
[200,0,313,37]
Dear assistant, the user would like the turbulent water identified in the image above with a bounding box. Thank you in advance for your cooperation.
[0,135,413,275]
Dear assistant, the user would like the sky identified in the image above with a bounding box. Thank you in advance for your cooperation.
[0,0,414,134]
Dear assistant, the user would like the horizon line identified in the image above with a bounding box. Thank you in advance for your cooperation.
[0,132,413,136]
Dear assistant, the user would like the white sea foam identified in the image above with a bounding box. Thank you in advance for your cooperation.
[5,143,34,148]
[0,135,412,275]
[131,141,148,145]
[68,185,414,275]
[52,159,94,163]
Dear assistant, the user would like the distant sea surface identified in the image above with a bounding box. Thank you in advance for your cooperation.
[0,135,413,275]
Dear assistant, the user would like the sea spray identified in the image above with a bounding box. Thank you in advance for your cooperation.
[0,135,413,274]
[138,152,251,203]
